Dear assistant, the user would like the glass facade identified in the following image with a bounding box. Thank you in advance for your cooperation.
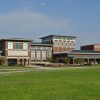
[31,51,35,60]
[42,51,46,60]
[31,46,52,62]
[36,51,41,60]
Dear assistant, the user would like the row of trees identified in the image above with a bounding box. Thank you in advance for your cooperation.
[47,57,85,64]
[61,58,85,64]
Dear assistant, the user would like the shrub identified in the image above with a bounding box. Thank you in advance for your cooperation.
[62,58,70,64]
[74,58,85,64]
[0,58,5,65]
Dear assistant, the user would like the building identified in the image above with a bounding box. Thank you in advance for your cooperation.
[0,38,31,65]
[54,50,100,64]
[31,42,52,64]
[0,34,100,66]
[40,35,76,53]
[81,43,100,51]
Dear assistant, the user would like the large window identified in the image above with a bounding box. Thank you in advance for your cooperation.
[47,51,52,58]
[23,43,28,50]
[36,51,41,60]
[54,42,59,46]
[8,42,13,49]
[67,41,70,47]
[42,51,46,60]
[31,51,35,60]
[14,43,22,49]
[71,41,75,47]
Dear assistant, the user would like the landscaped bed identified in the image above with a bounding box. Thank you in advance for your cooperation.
[0,66,100,100]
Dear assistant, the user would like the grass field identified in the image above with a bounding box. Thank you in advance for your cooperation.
[0,66,100,100]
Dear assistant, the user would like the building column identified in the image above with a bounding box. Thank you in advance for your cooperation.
[87,58,89,64]
[28,59,30,66]
[41,51,42,62]
[5,59,8,65]
[26,59,28,65]
[24,59,25,65]
[72,58,75,64]
[94,59,96,64]
[17,58,19,65]
[35,51,37,62]
[22,59,24,65]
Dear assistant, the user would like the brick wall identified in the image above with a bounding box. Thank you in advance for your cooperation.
[81,45,94,50]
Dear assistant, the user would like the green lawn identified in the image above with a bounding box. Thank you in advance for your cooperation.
[0,67,100,100]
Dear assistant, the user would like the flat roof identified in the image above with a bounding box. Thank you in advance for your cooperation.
[31,42,53,46]
[69,50,100,54]
[81,43,100,47]
[54,50,100,55]
[40,35,76,39]
[0,38,32,42]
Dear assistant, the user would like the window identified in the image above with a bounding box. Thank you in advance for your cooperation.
[63,37,66,40]
[63,42,66,46]
[23,43,28,50]
[67,41,70,47]
[59,42,63,46]
[31,46,35,50]
[42,47,46,50]
[36,51,41,60]
[14,43,22,49]
[47,47,52,50]
[8,42,13,49]
[54,42,59,46]
[67,37,72,40]
[42,51,46,60]
[71,41,75,47]
[31,51,35,60]
[47,51,52,58]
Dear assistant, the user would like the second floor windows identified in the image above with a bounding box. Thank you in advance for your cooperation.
[14,43,23,49]
[8,42,28,50]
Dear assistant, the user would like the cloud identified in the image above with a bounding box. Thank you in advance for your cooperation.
[41,2,46,6]
[0,11,99,49]
[0,11,72,38]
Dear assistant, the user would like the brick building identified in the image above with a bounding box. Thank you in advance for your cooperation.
[0,38,31,65]
[54,43,100,65]
[54,50,100,65]
[81,44,100,51]
[40,35,76,53]
[31,43,52,64]
[1,34,100,66]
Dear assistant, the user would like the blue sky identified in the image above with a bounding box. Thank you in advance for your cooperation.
[0,0,100,48]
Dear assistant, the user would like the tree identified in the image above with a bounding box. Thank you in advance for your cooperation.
[0,58,5,65]
[62,58,70,64]
[74,58,85,64]
[47,57,59,63]
[47,57,52,62]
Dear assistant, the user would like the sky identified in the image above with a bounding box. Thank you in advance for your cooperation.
[0,0,100,49]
